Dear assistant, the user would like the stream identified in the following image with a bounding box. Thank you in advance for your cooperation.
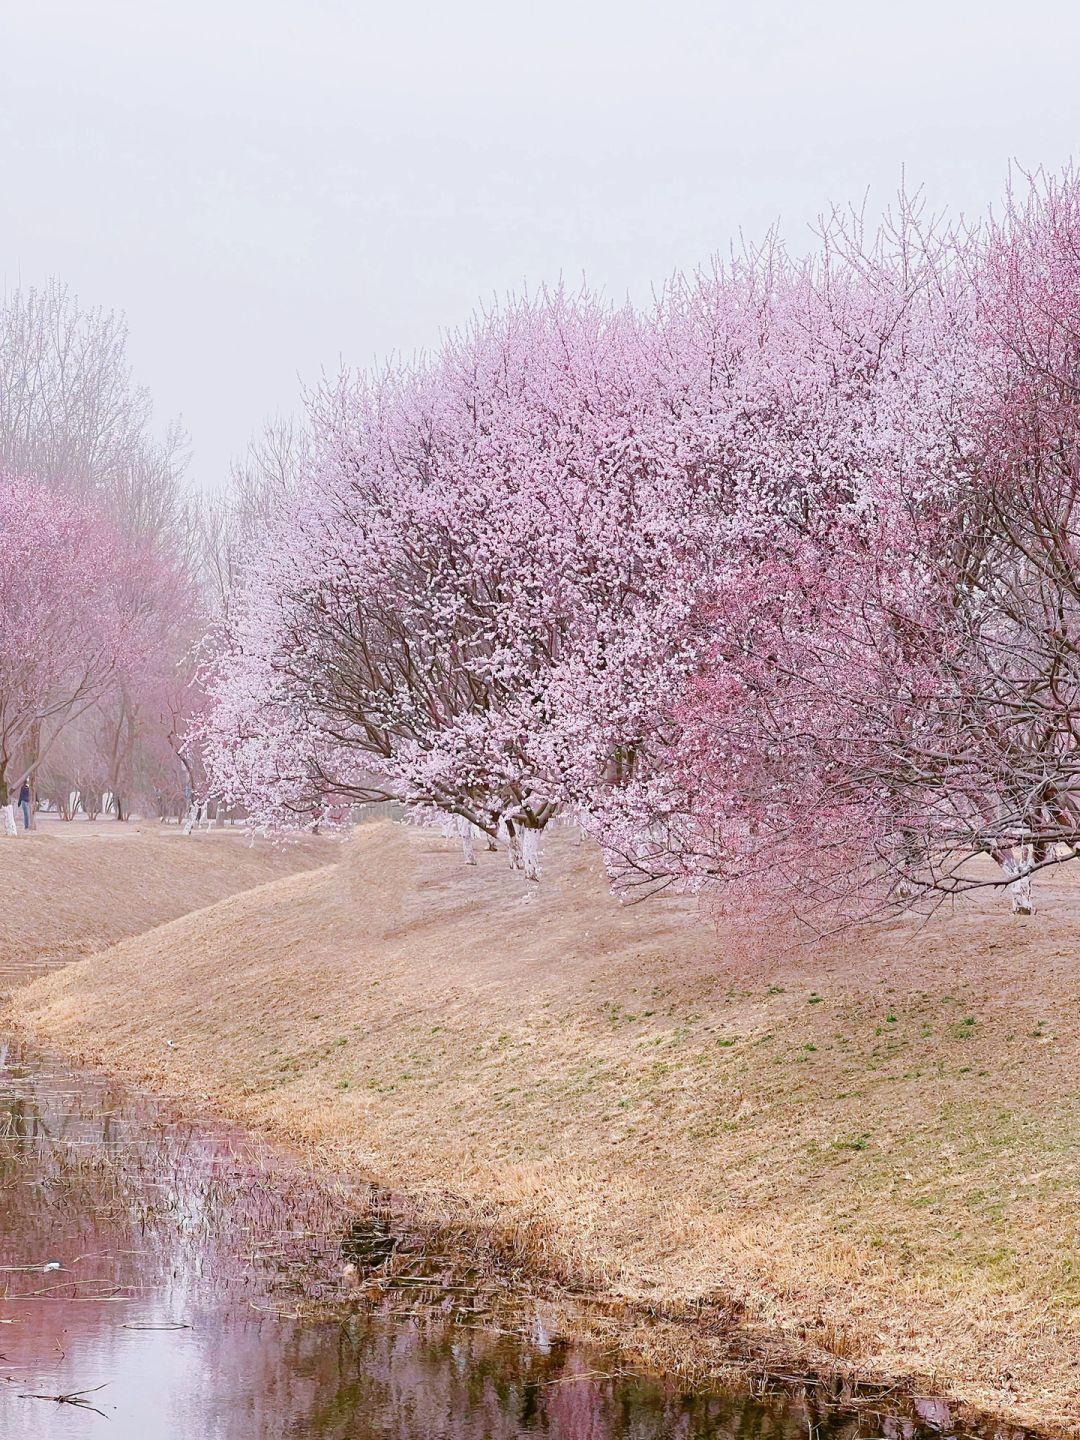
[0,1035,1037,1438]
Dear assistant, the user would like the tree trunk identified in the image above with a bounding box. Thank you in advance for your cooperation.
[458,815,477,866]
[520,824,541,882]
[28,719,40,830]
[1003,848,1034,915]
[0,773,13,837]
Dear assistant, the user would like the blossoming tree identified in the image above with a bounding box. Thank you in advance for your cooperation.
[0,476,129,834]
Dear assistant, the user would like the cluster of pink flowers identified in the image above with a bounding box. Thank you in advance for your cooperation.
[0,474,199,833]
[207,171,1080,917]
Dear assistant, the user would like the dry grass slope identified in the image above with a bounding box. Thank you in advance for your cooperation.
[11,821,1080,1435]
[0,821,332,982]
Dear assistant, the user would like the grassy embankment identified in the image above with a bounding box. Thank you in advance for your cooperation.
[7,820,1080,1435]
[0,820,331,982]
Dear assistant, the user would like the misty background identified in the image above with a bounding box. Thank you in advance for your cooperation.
[1,0,1077,489]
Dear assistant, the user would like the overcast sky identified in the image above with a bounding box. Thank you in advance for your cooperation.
[1,1,1078,489]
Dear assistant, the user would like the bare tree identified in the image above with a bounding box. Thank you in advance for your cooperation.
[195,414,308,618]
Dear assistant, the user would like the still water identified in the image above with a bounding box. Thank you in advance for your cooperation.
[0,1039,1034,1440]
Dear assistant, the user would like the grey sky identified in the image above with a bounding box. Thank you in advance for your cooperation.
[1,1,1077,489]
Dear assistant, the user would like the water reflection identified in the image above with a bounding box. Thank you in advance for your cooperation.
[0,1040,1032,1439]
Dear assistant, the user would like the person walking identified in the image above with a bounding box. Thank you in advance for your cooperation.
[18,779,30,832]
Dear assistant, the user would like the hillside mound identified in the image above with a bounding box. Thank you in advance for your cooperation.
[14,819,1080,1435]
[0,820,332,983]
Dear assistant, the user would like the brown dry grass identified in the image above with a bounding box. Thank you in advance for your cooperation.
[9,820,1080,1435]
[0,817,332,981]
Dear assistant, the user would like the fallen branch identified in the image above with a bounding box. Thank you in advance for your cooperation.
[120,1322,191,1331]
[20,1383,109,1418]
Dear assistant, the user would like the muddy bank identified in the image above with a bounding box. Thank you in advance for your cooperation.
[11,821,1080,1436]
